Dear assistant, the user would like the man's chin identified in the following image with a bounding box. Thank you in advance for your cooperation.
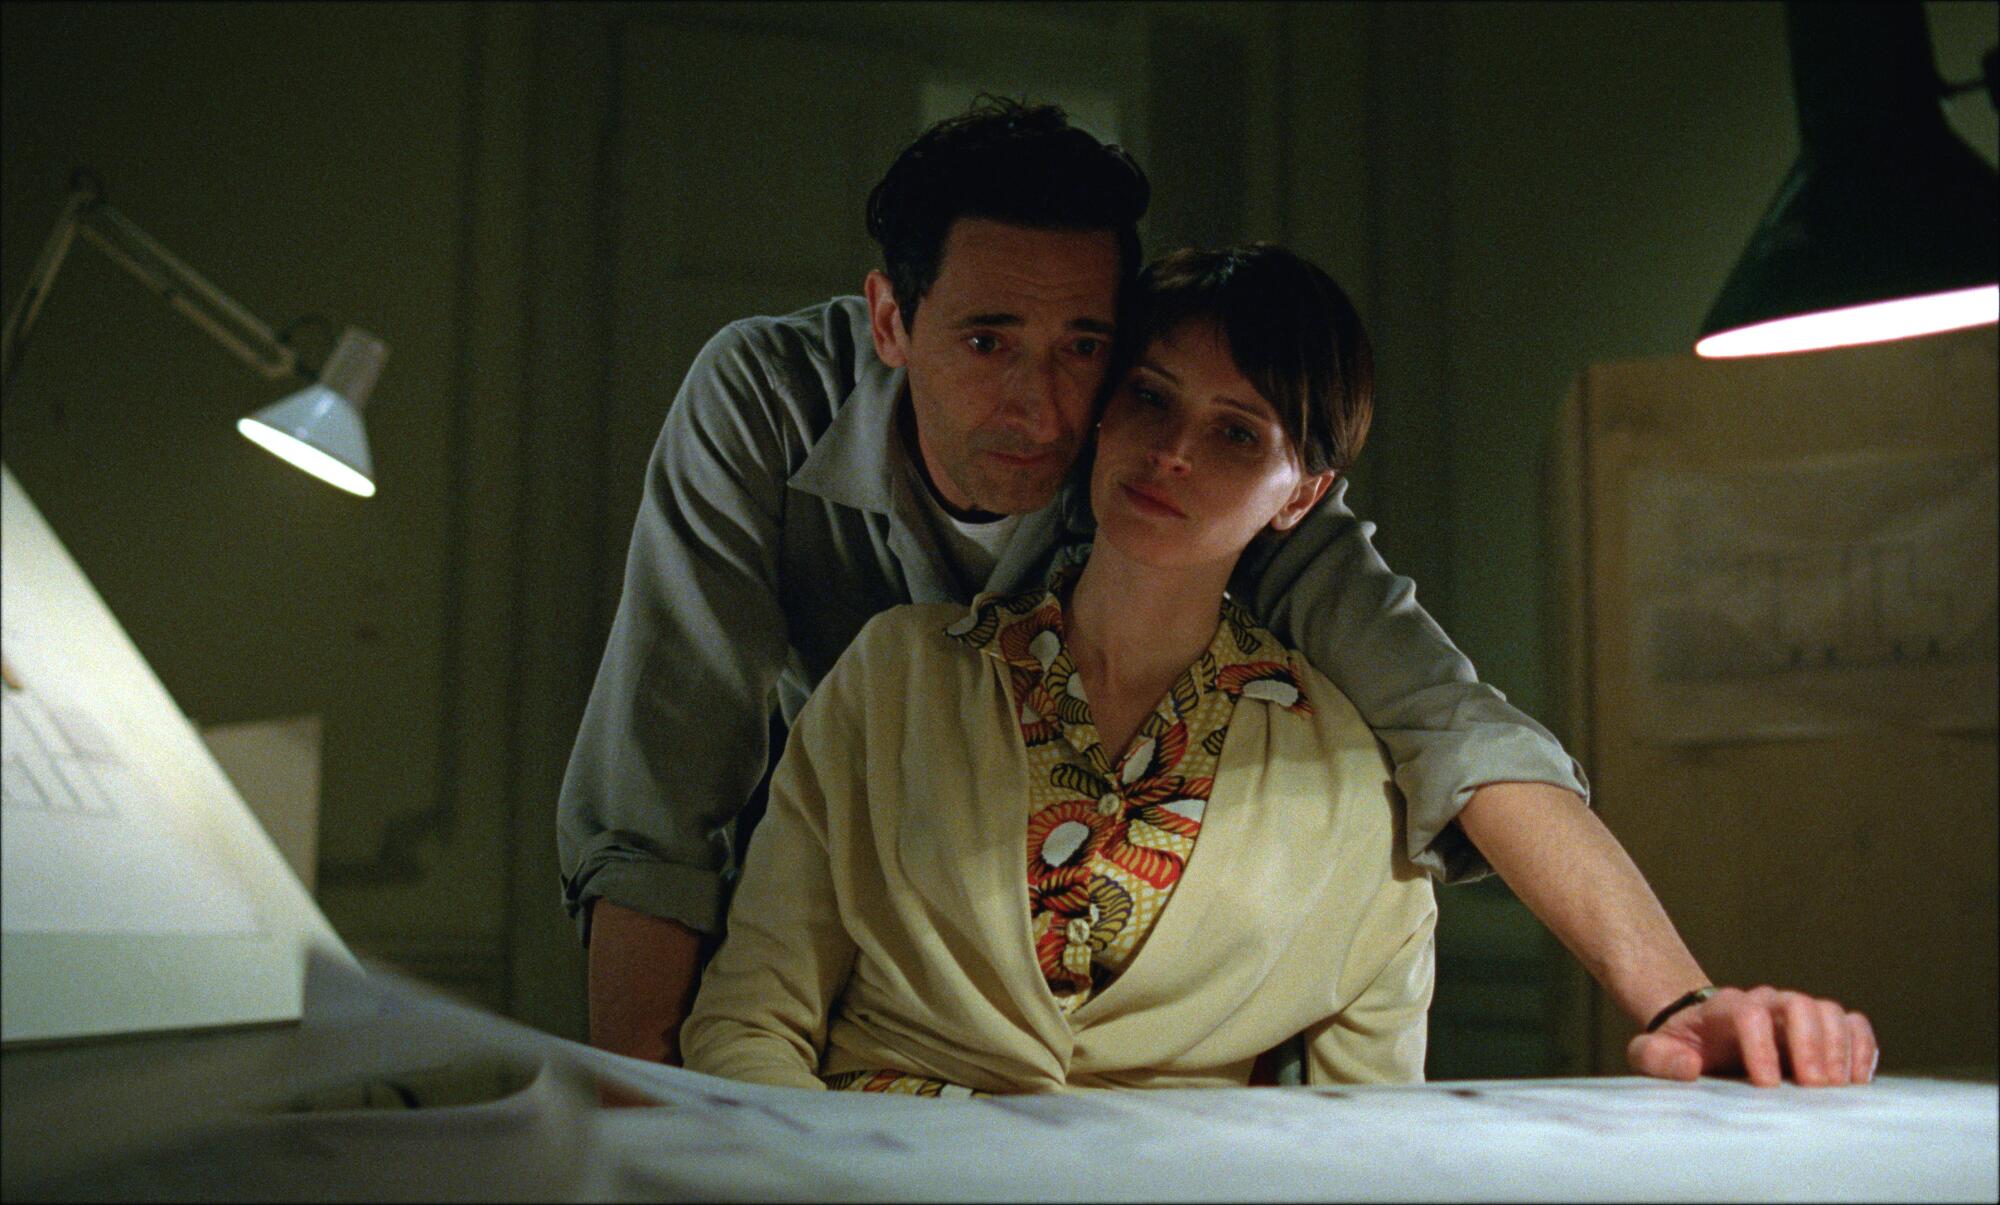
[964,447,1077,515]
[966,473,1065,518]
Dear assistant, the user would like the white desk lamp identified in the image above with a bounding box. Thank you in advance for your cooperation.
[1,171,387,498]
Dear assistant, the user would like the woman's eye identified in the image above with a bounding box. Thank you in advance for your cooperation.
[1224,425,1258,447]
[966,333,1000,354]
[1132,386,1166,408]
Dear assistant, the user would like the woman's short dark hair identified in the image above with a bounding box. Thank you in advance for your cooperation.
[1138,244,1375,477]
[866,96,1150,332]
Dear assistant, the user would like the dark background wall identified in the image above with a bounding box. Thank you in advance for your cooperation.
[4,0,1994,1077]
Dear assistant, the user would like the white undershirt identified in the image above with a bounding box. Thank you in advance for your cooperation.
[917,481,1022,593]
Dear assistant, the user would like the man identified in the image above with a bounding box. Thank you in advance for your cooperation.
[557,99,1876,1088]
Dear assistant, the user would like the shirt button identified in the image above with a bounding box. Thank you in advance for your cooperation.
[1097,793,1121,817]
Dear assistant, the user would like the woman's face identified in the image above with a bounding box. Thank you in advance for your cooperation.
[1089,320,1332,573]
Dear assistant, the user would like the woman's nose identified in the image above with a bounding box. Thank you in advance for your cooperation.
[1149,427,1193,473]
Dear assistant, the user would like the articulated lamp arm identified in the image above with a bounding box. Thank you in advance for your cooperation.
[1,172,385,498]
[2,173,297,391]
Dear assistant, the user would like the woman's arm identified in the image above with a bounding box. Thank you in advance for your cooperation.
[1306,900,1439,1085]
[679,664,864,1090]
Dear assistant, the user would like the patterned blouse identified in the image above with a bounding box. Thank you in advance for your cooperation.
[823,565,1312,1097]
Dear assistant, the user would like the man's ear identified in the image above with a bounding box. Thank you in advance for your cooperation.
[1270,470,1336,533]
[863,270,910,369]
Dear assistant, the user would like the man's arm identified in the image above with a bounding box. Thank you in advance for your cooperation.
[1240,487,1876,1084]
[587,901,710,1065]
[1457,782,1704,1024]
[1460,781,1877,1086]
[557,320,801,1064]
[1236,478,1586,881]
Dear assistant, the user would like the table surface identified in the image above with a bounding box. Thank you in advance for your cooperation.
[6,954,1996,1202]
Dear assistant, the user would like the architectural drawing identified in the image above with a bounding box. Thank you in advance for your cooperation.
[1627,454,1997,744]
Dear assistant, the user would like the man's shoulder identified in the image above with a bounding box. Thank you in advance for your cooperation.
[676,295,885,445]
[702,295,871,384]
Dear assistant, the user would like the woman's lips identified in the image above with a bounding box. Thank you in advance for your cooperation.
[1120,481,1185,518]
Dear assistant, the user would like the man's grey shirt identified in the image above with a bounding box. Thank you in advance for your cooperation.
[556,296,1588,940]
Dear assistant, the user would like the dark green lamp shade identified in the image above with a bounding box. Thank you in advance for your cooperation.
[1697,3,1999,358]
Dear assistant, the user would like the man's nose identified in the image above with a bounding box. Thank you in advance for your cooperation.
[1001,358,1066,443]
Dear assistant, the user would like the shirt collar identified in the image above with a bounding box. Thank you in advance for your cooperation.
[946,562,1313,713]
[946,569,1071,670]
[787,329,907,516]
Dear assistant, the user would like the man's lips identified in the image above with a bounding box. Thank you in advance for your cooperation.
[984,447,1059,468]
[1120,481,1185,518]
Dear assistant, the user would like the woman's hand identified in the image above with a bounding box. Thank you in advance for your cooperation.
[1625,986,1879,1086]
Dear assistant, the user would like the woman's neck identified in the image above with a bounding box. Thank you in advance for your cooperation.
[1063,543,1234,739]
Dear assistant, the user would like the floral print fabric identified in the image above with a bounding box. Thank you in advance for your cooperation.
[954,568,1312,1013]
[820,1069,982,1097]
[823,566,1310,1094]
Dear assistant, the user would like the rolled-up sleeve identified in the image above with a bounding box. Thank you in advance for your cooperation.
[556,321,797,941]
[1235,480,1590,883]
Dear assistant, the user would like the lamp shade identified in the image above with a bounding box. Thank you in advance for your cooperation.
[237,327,386,498]
[1697,3,1999,358]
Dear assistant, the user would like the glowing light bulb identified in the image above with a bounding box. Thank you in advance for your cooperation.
[1695,284,1999,359]
[238,417,376,497]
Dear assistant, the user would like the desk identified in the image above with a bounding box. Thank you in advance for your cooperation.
[5,955,1994,1202]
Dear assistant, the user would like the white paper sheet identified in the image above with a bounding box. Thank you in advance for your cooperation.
[13,954,1994,1202]
[1,573,262,936]
[550,1024,1999,1203]
[577,1065,1999,1202]
[1,465,346,1045]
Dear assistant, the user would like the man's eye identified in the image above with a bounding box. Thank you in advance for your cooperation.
[1073,337,1105,358]
[1133,387,1166,408]
[966,333,1000,354]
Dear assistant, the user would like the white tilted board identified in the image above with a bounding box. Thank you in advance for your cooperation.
[1,464,349,1045]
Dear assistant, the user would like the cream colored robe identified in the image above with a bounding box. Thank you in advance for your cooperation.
[681,603,1437,1092]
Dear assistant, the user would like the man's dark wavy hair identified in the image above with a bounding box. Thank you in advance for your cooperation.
[1139,244,1375,477]
[866,96,1150,333]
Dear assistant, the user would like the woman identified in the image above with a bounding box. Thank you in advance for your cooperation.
[681,243,1429,1094]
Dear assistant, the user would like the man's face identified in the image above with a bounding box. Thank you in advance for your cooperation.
[865,218,1122,516]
